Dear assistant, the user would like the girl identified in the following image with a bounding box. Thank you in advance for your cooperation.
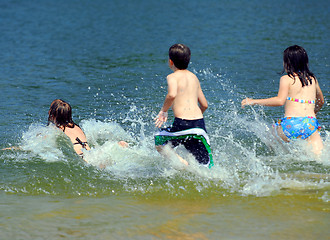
[241,45,324,154]
[48,99,128,160]
[48,99,91,158]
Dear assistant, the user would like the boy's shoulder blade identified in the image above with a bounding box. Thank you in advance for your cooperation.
[167,72,178,81]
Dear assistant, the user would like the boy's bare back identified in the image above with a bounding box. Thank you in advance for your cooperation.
[154,43,213,167]
[167,69,207,120]
[154,43,208,128]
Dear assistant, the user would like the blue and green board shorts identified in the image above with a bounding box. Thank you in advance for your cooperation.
[154,118,213,168]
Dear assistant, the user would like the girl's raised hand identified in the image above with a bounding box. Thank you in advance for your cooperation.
[241,98,253,108]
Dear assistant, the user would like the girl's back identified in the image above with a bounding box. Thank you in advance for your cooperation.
[284,75,317,118]
[63,125,90,155]
[241,45,324,155]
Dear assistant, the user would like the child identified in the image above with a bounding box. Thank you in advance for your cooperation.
[154,43,213,167]
[48,99,128,160]
[241,45,324,155]
[48,99,91,158]
[3,99,128,162]
[2,99,90,154]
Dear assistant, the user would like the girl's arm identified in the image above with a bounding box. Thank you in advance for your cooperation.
[241,76,290,107]
[314,80,324,114]
[2,146,20,150]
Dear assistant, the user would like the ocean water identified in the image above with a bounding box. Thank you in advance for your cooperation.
[0,0,329,239]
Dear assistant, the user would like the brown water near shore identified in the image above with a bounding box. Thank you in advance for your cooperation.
[1,189,328,240]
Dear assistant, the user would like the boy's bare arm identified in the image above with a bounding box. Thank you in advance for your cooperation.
[155,76,177,128]
[198,82,208,113]
[161,76,177,112]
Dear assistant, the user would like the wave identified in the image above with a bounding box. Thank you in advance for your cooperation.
[0,69,329,199]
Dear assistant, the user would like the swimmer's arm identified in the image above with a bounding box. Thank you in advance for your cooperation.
[2,146,20,150]
[242,76,289,107]
[198,82,208,113]
[314,81,324,114]
[118,141,129,148]
[155,76,177,127]
[162,76,177,112]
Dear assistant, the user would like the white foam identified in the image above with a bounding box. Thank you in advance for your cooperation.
[4,68,328,197]
[20,123,66,162]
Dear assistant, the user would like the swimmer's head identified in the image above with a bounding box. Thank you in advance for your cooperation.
[48,99,74,129]
[169,44,191,70]
[283,45,315,86]
[283,45,309,73]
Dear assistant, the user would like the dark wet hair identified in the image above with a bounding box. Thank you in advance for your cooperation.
[169,43,191,70]
[48,99,75,130]
[283,45,316,87]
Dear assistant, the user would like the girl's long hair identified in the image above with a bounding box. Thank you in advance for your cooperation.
[48,99,75,130]
[283,45,316,87]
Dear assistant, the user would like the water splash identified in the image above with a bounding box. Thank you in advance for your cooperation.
[0,68,328,198]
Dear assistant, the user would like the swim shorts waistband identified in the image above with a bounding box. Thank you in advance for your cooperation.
[170,117,207,132]
[155,127,210,145]
[154,127,213,167]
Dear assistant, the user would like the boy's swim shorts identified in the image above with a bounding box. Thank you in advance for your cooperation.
[155,118,213,167]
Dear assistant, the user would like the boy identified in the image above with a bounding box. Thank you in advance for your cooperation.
[154,43,213,167]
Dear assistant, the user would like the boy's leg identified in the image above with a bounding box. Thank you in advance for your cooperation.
[155,142,188,166]
[183,137,210,165]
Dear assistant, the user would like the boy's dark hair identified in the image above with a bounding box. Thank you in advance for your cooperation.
[283,45,316,87]
[169,44,191,70]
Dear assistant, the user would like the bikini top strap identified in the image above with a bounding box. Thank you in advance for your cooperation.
[286,96,315,104]
[74,137,88,149]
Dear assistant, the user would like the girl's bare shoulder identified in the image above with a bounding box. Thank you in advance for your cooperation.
[280,74,293,81]
[280,74,296,85]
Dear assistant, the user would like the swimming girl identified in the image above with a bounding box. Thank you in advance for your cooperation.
[48,99,91,158]
[241,45,324,155]
[48,99,128,161]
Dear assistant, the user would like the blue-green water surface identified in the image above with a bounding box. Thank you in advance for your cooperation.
[1,0,329,239]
